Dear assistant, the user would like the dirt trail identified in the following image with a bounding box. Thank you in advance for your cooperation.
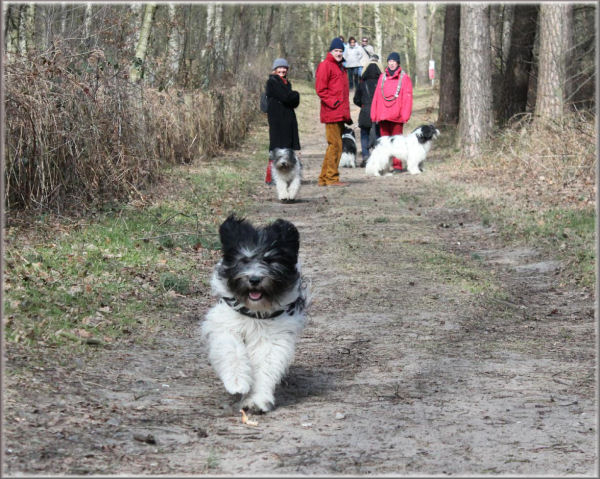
[4,91,596,476]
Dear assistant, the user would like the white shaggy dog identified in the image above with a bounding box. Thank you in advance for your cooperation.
[365,124,440,176]
[201,215,309,413]
[270,148,302,202]
[339,127,357,168]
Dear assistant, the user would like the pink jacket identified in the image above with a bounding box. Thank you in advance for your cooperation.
[315,53,351,124]
[370,67,413,124]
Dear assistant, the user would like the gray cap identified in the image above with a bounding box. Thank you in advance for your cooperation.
[272,58,289,70]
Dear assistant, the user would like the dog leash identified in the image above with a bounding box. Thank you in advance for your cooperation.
[220,296,305,320]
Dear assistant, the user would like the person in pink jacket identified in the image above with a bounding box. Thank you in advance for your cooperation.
[370,52,413,171]
[315,37,352,187]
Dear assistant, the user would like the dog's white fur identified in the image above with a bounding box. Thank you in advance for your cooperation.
[339,131,357,168]
[365,125,440,176]
[201,265,308,412]
[271,148,302,201]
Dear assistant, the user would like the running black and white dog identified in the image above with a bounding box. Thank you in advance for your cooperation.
[339,127,357,168]
[201,215,309,413]
[365,124,440,176]
[270,148,302,202]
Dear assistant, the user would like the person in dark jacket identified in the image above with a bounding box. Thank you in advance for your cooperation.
[353,61,381,167]
[265,58,301,184]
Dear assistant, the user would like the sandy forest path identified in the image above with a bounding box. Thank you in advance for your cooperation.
[4,86,596,476]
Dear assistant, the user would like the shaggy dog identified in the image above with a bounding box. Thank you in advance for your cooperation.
[365,124,440,176]
[270,148,302,202]
[339,127,357,168]
[201,215,309,413]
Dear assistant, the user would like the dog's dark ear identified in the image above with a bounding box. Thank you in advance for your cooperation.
[269,219,300,256]
[219,214,256,252]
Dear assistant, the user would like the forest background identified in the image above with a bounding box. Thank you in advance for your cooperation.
[2,2,597,213]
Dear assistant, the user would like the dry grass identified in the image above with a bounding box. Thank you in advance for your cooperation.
[440,112,596,212]
[4,45,262,215]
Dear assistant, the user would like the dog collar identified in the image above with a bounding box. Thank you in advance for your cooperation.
[221,296,305,320]
[342,133,355,140]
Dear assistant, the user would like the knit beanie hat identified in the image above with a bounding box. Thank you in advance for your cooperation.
[272,58,289,70]
[387,52,401,63]
[329,37,345,52]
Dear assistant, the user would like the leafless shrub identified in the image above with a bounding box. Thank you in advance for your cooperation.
[4,44,262,214]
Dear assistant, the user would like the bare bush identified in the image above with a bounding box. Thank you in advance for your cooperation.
[4,45,262,214]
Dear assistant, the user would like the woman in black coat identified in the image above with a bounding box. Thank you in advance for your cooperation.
[353,61,381,167]
[265,58,300,184]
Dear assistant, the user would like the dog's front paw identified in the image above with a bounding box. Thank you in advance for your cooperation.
[241,395,275,413]
[222,373,252,395]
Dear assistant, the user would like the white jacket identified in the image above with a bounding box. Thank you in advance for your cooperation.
[343,44,365,68]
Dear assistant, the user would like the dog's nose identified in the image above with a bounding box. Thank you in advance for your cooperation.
[249,276,262,286]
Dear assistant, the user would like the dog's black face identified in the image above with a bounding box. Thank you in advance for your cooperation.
[412,124,440,144]
[342,127,355,139]
[270,148,298,173]
[217,214,300,310]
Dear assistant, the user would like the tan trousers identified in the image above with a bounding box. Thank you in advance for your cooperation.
[319,122,344,185]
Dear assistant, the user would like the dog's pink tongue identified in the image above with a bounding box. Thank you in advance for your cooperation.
[249,292,263,301]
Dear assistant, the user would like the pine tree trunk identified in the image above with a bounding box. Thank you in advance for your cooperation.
[438,4,460,125]
[501,5,514,69]
[459,4,493,157]
[309,7,316,78]
[129,3,157,83]
[415,3,429,87]
[535,4,567,121]
[358,3,363,40]
[5,5,21,59]
[499,5,538,124]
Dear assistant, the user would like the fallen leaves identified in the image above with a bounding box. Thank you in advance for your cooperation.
[240,409,258,426]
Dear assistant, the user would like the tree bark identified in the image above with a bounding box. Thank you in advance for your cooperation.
[166,3,181,86]
[458,4,493,157]
[499,5,538,124]
[18,4,35,54]
[438,4,460,125]
[5,5,21,59]
[83,3,92,40]
[535,3,567,121]
[374,3,382,61]
[129,3,157,83]
[415,3,429,87]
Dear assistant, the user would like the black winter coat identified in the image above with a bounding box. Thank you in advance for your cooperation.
[266,74,301,151]
[353,63,381,129]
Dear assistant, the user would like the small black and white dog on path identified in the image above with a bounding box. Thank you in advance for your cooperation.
[270,148,302,202]
[365,124,440,176]
[339,127,357,168]
[201,214,309,413]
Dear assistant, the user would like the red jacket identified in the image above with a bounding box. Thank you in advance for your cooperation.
[370,67,413,124]
[315,53,351,124]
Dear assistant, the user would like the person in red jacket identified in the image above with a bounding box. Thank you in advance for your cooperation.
[370,52,413,171]
[315,37,352,187]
